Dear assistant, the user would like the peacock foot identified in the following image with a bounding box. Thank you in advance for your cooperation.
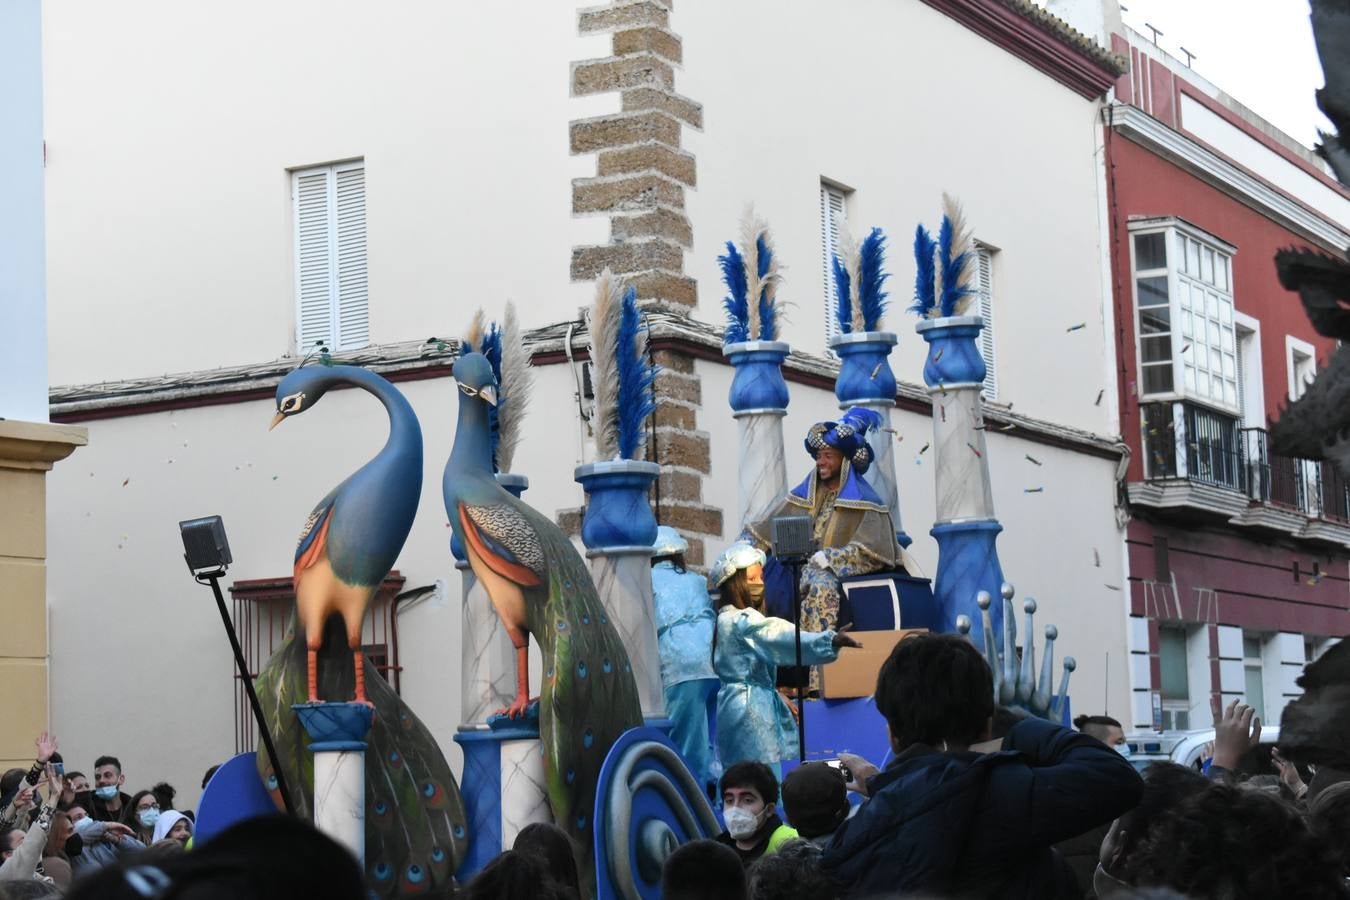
[494,695,536,719]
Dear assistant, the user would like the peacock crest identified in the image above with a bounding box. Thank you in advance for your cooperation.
[956,582,1076,721]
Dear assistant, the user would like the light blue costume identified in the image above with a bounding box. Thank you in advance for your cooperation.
[709,543,839,779]
[651,526,720,794]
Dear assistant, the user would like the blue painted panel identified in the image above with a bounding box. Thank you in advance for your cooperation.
[194,752,278,845]
[453,732,505,882]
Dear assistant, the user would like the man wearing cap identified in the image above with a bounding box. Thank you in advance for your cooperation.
[651,525,721,796]
[781,762,852,849]
[744,407,916,691]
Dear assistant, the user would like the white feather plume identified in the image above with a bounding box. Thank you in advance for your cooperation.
[741,208,764,341]
[942,192,977,316]
[495,301,532,474]
[587,270,624,460]
[837,228,863,332]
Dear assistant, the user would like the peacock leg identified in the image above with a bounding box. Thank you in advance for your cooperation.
[352,650,373,707]
[496,630,533,719]
[306,648,319,703]
[341,602,373,707]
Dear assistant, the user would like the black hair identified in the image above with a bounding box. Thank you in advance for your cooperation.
[990,706,1028,740]
[1125,780,1345,899]
[0,881,64,900]
[1108,762,1210,871]
[661,839,747,900]
[152,782,177,811]
[875,633,994,749]
[64,771,85,783]
[0,769,26,803]
[201,765,220,790]
[512,822,580,898]
[465,850,570,900]
[93,756,121,774]
[779,765,848,839]
[64,815,366,900]
[720,761,780,806]
[746,840,837,900]
[1311,781,1350,877]
[1073,714,1122,730]
[652,553,687,574]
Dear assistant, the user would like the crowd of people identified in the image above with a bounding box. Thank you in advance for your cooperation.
[0,738,206,898]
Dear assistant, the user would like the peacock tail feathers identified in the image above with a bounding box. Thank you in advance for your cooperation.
[496,302,533,474]
[499,498,642,896]
[719,240,750,344]
[587,270,625,460]
[857,226,890,331]
[938,193,975,317]
[911,224,939,317]
[615,286,659,460]
[256,616,468,898]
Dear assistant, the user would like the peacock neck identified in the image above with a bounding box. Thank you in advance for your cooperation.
[340,366,422,459]
[451,391,494,476]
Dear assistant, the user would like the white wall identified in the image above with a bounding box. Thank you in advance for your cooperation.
[0,0,48,423]
[43,0,1115,436]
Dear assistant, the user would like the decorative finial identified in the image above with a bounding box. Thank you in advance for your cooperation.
[955,615,972,637]
[976,590,991,610]
[1000,582,1015,601]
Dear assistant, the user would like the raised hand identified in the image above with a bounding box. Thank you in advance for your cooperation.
[34,732,57,764]
[44,763,64,804]
[832,624,862,650]
[837,752,879,797]
[1210,696,1261,771]
[1272,747,1309,798]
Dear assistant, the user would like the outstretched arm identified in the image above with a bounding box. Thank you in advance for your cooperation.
[733,610,840,667]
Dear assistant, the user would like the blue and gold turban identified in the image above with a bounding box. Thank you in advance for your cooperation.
[804,407,885,476]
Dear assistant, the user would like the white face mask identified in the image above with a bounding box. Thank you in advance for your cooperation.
[1114,742,1132,758]
[723,805,765,840]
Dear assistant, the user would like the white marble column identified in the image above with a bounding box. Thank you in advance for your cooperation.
[735,410,788,526]
[458,563,518,727]
[588,549,667,720]
[931,384,996,522]
[858,402,902,527]
[312,748,367,863]
[500,738,553,843]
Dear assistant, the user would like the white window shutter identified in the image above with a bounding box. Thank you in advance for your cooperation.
[821,184,846,347]
[292,161,368,354]
[334,164,369,349]
[294,169,335,353]
[975,245,997,401]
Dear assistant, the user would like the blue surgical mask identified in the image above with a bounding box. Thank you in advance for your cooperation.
[72,816,95,835]
[138,808,160,828]
[1114,742,1132,758]
[94,785,118,801]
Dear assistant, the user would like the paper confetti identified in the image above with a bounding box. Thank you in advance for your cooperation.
[1025,454,1042,466]
[933,348,944,363]
[1000,423,1016,432]
[870,363,883,379]
[272,475,279,480]
[1024,487,1044,493]
[919,443,930,455]
[973,424,988,431]
[1104,584,1122,591]
[122,478,130,487]
[940,405,946,422]
[939,383,947,396]
[967,442,982,458]
[1180,343,1191,354]
[1094,548,1102,568]
[1067,322,1086,332]
[1095,389,1104,406]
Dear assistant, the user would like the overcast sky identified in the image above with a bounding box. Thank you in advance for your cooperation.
[1117,0,1328,148]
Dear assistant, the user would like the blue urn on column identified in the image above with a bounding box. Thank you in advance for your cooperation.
[575,459,660,552]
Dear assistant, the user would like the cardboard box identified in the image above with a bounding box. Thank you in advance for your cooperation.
[821,629,928,699]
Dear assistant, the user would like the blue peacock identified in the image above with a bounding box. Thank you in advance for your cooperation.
[443,350,642,891]
[255,363,468,897]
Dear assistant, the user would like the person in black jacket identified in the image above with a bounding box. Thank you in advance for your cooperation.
[819,633,1143,899]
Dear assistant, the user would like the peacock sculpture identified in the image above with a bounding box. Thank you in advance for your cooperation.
[256,363,467,897]
[443,349,643,891]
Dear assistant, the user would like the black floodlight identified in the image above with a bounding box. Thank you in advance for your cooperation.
[771,515,814,563]
[180,515,233,575]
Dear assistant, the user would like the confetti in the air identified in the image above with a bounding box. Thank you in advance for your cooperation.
[1180,343,1191,354]
[1066,322,1086,332]
[967,442,982,458]
[1025,454,1042,466]
[1104,584,1122,591]
[933,348,944,363]
[122,478,130,487]
[870,363,883,379]
[1000,423,1016,432]
[1095,389,1104,406]
[1094,548,1101,567]
[919,443,930,455]
[940,405,946,422]
[1024,487,1044,493]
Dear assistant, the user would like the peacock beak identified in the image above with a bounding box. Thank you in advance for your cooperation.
[268,411,286,431]
[479,385,498,407]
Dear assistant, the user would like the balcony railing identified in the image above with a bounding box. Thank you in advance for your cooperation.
[1141,401,1350,523]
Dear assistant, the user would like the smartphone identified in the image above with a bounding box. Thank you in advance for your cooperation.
[824,758,853,783]
[51,763,64,777]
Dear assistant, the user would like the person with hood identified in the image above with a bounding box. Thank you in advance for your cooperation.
[709,543,859,779]
[151,810,192,846]
[819,632,1142,898]
[651,525,722,797]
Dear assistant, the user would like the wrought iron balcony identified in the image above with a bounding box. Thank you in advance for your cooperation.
[1135,401,1350,538]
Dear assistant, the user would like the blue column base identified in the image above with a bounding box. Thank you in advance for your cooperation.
[930,519,1005,644]
[293,702,373,752]
[453,722,541,882]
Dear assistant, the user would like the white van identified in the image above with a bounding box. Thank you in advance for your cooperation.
[1124,726,1283,776]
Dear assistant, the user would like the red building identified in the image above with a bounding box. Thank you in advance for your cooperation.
[1106,28,1350,733]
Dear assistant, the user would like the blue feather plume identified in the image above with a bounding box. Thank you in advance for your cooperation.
[832,254,852,333]
[910,225,938,317]
[477,324,504,471]
[857,227,890,331]
[719,241,749,344]
[615,286,659,460]
[938,214,973,317]
[755,233,778,341]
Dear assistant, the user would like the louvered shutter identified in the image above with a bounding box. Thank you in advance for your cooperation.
[334,164,369,349]
[975,245,997,400]
[294,169,335,353]
[821,185,846,347]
